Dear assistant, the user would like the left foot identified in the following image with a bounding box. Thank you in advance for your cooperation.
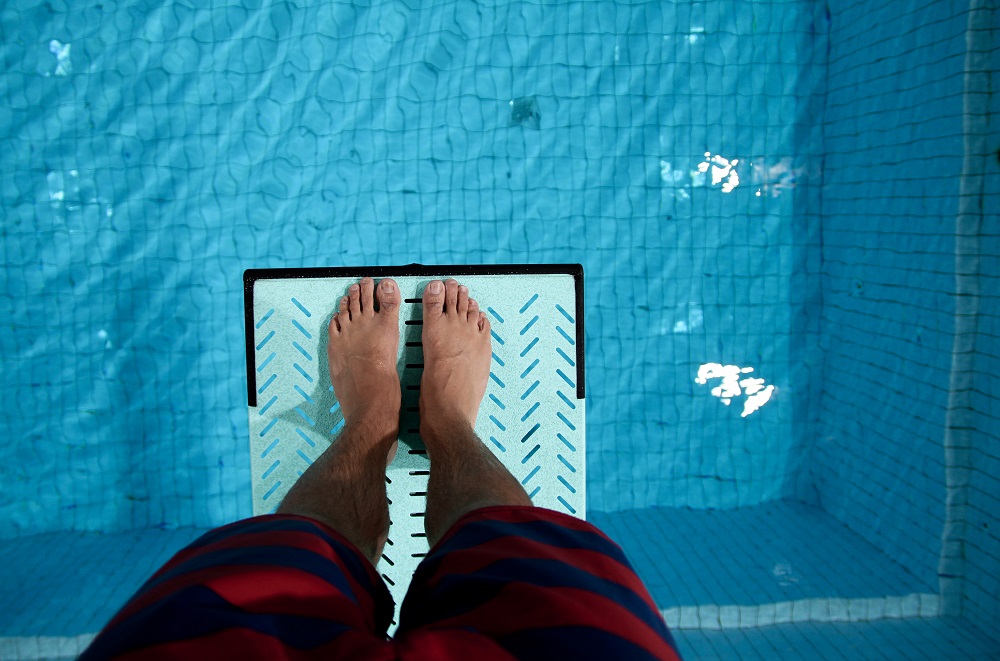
[328,277,401,463]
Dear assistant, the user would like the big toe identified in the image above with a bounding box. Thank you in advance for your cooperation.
[423,280,445,318]
[376,278,400,316]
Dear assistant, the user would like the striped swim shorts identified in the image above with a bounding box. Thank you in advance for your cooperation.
[80,506,680,660]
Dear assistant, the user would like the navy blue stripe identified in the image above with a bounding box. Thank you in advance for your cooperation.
[400,556,670,640]
[184,517,324,548]
[501,625,677,661]
[138,545,362,606]
[79,584,352,660]
[421,517,633,580]
[436,517,630,563]
[188,517,371,582]
[188,517,374,584]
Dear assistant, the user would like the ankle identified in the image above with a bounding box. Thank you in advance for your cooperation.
[419,388,477,430]
[344,406,400,440]
[419,410,474,448]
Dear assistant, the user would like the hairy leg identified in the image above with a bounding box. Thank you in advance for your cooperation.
[278,277,402,565]
[418,279,532,547]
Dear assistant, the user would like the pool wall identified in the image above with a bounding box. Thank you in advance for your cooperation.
[810,0,999,633]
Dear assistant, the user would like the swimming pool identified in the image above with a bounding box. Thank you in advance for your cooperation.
[1,0,997,658]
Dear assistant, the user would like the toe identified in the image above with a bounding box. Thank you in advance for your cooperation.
[329,313,342,335]
[377,278,400,316]
[348,283,361,318]
[457,284,470,315]
[468,297,480,322]
[478,311,490,332]
[339,295,350,322]
[444,279,459,313]
[359,277,375,316]
[423,280,445,318]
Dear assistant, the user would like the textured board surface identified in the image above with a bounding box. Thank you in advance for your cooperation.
[245,265,585,617]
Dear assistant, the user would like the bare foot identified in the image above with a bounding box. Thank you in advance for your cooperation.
[419,279,492,440]
[327,277,401,463]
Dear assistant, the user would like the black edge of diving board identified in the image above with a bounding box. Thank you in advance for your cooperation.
[244,264,585,407]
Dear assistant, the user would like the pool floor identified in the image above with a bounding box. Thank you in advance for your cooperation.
[2,503,997,659]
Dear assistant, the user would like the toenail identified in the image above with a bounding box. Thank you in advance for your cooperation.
[382,280,394,292]
[350,284,359,292]
[429,281,443,294]
[459,285,468,293]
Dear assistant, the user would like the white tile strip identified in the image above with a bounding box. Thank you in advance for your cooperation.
[0,634,96,660]
[662,593,941,630]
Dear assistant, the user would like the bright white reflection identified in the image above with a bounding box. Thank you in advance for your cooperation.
[659,151,743,200]
[697,152,740,193]
[695,363,775,417]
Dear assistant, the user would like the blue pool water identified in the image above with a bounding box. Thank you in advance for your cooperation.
[1,0,997,658]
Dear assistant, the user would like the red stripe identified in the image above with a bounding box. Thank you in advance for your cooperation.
[109,565,366,631]
[110,625,396,661]
[430,583,679,660]
[152,527,379,610]
[113,519,381,629]
[421,532,661,614]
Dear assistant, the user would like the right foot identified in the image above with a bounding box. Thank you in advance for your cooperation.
[419,279,492,437]
[327,277,402,463]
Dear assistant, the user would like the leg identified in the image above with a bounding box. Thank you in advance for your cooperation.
[395,278,679,659]
[82,516,397,660]
[418,278,532,547]
[82,278,405,661]
[278,276,402,565]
